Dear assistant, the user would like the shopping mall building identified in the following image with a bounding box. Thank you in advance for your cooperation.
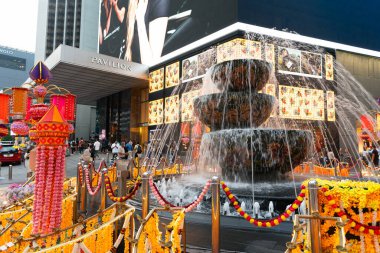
[35,0,380,152]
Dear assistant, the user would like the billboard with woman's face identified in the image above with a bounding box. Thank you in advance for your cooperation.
[98,0,236,65]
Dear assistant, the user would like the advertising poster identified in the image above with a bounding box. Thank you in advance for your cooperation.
[149,68,164,93]
[300,52,322,77]
[325,54,334,81]
[261,83,276,117]
[216,40,238,63]
[165,62,180,88]
[182,55,198,82]
[164,95,180,124]
[265,44,275,66]
[197,48,217,76]
[236,39,261,60]
[181,89,201,122]
[98,0,235,64]
[183,78,203,92]
[148,99,164,126]
[278,47,322,78]
[278,47,301,74]
[279,85,324,121]
[326,91,336,121]
[262,83,276,97]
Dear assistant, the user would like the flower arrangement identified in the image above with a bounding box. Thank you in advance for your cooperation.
[291,179,380,253]
[1,184,34,208]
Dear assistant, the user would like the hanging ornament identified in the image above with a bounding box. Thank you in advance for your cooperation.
[29,61,52,85]
[10,120,29,136]
[33,105,69,234]
[29,104,49,121]
[0,94,10,124]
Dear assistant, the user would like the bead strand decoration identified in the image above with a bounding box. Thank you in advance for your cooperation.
[149,177,211,213]
[221,181,306,227]
[41,147,55,232]
[53,146,66,228]
[32,105,70,235]
[105,175,141,202]
[84,166,102,196]
[32,145,47,233]
[321,186,380,234]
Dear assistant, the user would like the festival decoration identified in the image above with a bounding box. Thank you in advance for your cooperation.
[10,120,29,136]
[221,181,306,227]
[64,94,76,122]
[0,124,8,140]
[29,61,52,85]
[50,94,67,117]
[10,87,28,119]
[150,177,211,213]
[290,179,380,253]
[84,166,102,196]
[0,94,10,124]
[32,105,70,234]
[105,174,141,202]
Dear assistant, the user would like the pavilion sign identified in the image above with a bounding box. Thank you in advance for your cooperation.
[90,56,132,71]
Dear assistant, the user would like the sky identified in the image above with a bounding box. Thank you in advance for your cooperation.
[0,0,39,52]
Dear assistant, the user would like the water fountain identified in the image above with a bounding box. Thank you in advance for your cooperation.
[194,59,313,181]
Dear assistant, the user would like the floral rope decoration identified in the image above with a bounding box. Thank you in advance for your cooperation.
[84,166,102,196]
[78,164,84,186]
[149,177,211,213]
[88,159,107,174]
[105,175,141,202]
[321,185,380,235]
[166,210,185,253]
[221,181,306,227]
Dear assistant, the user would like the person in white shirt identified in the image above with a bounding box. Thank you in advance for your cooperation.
[94,139,101,157]
[111,141,119,159]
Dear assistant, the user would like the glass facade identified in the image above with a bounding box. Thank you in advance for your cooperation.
[0,54,26,71]
[45,0,82,59]
[96,88,148,144]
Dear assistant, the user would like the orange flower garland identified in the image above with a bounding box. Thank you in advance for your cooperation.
[105,175,141,202]
[221,181,306,227]
[322,187,380,235]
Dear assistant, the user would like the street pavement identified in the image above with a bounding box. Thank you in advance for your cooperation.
[0,152,293,253]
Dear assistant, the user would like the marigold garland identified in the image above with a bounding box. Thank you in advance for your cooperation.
[104,175,141,202]
[166,210,185,253]
[221,181,306,227]
[294,179,380,253]
[136,212,163,253]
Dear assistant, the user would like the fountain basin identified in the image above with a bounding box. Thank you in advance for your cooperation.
[200,129,313,179]
[209,59,271,92]
[194,93,275,130]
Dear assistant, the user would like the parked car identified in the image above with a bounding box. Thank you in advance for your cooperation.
[0,144,22,165]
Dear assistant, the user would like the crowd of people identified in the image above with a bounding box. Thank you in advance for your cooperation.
[71,137,144,164]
